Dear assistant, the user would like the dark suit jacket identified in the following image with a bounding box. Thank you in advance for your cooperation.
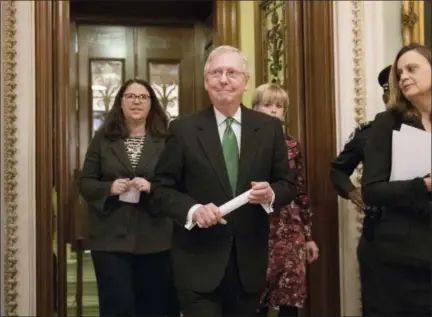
[78,131,172,254]
[150,106,297,293]
[362,109,432,264]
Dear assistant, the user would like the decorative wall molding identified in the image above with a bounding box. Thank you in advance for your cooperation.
[333,1,364,315]
[351,0,366,312]
[334,1,402,316]
[1,1,19,315]
[2,1,37,315]
[401,0,424,45]
[350,0,366,234]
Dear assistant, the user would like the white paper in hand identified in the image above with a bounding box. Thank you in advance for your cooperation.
[219,190,251,216]
[390,127,432,181]
[119,188,140,203]
[185,190,252,230]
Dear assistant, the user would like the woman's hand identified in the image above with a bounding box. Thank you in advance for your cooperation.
[348,188,366,209]
[306,241,319,264]
[110,178,130,195]
[131,177,151,193]
[424,177,431,191]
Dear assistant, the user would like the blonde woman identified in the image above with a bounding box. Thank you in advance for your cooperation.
[252,83,319,317]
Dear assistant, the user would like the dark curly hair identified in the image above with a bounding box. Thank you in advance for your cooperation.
[103,78,169,139]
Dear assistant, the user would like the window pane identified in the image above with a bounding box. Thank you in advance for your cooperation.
[90,60,124,135]
[149,62,180,121]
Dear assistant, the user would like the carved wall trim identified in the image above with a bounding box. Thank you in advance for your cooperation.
[333,1,365,315]
[1,1,19,316]
[350,1,366,233]
[351,0,366,312]
[401,0,424,45]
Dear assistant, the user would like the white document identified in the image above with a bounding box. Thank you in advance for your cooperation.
[119,187,140,203]
[390,126,431,181]
[219,190,251,216]
[400,124,432,144]
[186,189,273,230]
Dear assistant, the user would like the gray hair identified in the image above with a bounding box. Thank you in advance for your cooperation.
[204,45,250,77]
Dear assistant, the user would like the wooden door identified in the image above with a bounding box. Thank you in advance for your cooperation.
[77,25,134,164]
[67,24,207,315]
[136,26,199,118]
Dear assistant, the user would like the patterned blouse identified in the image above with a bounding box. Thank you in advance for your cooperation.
[260,136,313,308]
[124,136,145,169]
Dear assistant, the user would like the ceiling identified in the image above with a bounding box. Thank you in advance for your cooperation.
[70,0,213,25]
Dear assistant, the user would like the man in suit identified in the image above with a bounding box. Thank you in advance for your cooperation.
[150,45,297,317]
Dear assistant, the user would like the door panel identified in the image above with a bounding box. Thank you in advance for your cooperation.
[77,25,134,165]
[136,26,196,117]
[68,24,207,316]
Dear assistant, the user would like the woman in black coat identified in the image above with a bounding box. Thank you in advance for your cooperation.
[361,43,431,316]
[79,78,179,317]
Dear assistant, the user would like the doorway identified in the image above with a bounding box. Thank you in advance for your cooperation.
[68,2,212,315]
[34,1,240,316]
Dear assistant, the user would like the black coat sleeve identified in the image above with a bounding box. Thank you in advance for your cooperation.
[330,127,366,198]
[362,111,430,210]
[78,132,113,215]
[149,121,199,225]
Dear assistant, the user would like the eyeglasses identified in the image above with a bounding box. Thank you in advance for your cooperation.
[123,93,150,103]
[207,68,244,79]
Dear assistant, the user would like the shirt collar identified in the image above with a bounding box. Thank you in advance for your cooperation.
[213,106,242,127]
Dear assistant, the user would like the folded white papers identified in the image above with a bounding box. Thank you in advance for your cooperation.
[400,124,432,144]
[185,190,251,230]
[219,190,251,216]
[119,188,140,203]
[390,124,431,181]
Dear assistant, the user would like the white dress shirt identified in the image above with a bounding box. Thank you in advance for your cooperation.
[184,106,275,229]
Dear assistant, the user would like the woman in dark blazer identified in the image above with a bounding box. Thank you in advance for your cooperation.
[361,43,431,316]
[79,78,178,317]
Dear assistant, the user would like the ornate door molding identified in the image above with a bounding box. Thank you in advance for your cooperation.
[1,2,20,314]
[401,0,425,45]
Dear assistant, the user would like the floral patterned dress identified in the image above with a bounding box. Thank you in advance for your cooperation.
[260,136,312,308]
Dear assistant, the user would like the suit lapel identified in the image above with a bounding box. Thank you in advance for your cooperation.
[135,133,160,172]
[197,107,233,198]
[111,134,161,176]
[237,107,261,193]
[110,138,135,176]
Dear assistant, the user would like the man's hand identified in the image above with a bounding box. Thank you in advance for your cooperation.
[248,181,273,204]
[192,203,227,228]
[348,188,365,209]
